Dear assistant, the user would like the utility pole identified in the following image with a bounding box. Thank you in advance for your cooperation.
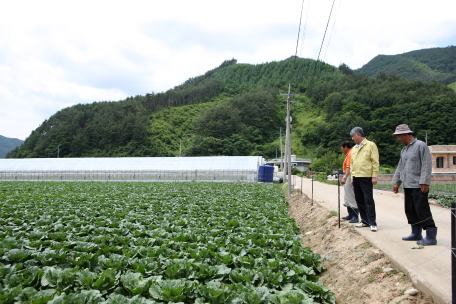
[179,139,182,157]
[57,145,59,158]
[281,83,298,195]
[425,131,428,145]
[283,128,288,179]
[279,127,283,171]
[276,128,284,172]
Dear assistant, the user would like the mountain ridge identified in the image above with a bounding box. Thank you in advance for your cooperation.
[0,135,24,158]
[7,51,456,173]
[355,46,456,85]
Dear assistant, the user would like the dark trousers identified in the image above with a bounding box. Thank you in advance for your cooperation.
[353,177,376,226]
[404,188,436,230]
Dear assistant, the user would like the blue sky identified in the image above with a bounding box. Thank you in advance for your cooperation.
[1,0,455,140]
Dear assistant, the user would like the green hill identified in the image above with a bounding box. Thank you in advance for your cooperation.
[0,135,23,158]
[355,46,456,85]
[7,55,456,174]
[7,58,341,159]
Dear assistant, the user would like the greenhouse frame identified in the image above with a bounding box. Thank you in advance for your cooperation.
[0,156,265,182]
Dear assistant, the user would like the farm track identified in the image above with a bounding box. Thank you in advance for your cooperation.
[287,191,435,304]
[289,174,453,303]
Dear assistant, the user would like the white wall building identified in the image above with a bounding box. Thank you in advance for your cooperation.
[0,156,265,182]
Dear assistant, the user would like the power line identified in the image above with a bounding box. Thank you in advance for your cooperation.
[299,0,310,58]
[293,0,306,85]
[311,0,337,79]
[323,0,342,63]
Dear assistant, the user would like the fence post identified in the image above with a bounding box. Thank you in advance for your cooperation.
[452,201,455,304]
[311,172,314,206]
[338,172,341,229]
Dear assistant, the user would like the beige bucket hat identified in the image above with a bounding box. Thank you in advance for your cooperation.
[392,124,414,136]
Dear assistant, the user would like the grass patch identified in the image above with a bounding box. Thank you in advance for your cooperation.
[374,182,456,195]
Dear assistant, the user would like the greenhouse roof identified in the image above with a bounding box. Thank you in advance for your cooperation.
[0,156,265,172]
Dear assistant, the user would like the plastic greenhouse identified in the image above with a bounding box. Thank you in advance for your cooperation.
[0,156,265,182]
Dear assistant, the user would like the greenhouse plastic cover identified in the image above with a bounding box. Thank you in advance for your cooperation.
[0,156,265,172]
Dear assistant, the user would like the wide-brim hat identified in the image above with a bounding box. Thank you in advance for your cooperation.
[392,124,414,136]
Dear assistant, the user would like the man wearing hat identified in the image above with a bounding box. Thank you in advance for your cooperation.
[392,124,437,246]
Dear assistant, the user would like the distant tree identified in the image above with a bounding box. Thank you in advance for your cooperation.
[338,63,353,75]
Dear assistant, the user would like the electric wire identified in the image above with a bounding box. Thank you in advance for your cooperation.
[299,0,310,59]
[292,0,306,86]
[310,0,337,81]
[322,0,342,63]
[448,244,456,259]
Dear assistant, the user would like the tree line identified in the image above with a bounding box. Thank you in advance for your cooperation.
[8,56,456,163]
[302,68,456,168]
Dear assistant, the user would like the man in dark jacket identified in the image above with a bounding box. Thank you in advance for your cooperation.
[392,124,437,246]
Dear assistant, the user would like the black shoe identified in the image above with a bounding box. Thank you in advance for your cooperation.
[348,208,359,223]
[402,225,423,241]
[342,207,352,220]
[417,227,437,246]
[349,217,359,223]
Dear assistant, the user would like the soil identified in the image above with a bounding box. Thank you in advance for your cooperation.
[286,190,435,304]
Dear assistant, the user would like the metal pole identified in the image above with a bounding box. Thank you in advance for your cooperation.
[312,172,314,206]
[179,139,181,157]
[284,124,288,180]
[338,173,341,229]
[280,83,297,195]
[452,201,455,304]
[280,127,283,171]
[287,84,292,196]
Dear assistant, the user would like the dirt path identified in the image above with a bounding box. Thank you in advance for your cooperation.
[287,191,435,304]
[292,176,452,303]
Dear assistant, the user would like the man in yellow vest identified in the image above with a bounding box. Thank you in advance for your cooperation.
[350,127,380,232]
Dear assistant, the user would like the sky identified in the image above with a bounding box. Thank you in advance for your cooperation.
[1,0,455,141]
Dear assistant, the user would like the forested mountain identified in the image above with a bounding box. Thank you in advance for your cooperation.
[0,135,23,158]
[355,46,456,85]
[7,54,456,173]
[302,71,456,168]
[7,58,341,159]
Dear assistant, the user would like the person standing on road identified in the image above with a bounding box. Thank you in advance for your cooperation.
[392,124,437,246]
[350,127,380,232]
[340,140,359,223]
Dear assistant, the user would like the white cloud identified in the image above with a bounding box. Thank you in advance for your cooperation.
[0,0,455,140]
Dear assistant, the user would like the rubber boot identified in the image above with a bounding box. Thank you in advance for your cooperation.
[349,208,359,223]
[402,225,423,241]
[342,207,351,220]
[417,227,437,246]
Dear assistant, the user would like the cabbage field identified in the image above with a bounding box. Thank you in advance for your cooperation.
[0,182,335,304]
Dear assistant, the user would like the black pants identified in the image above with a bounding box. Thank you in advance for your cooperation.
[353,177,376,226]
[404,188,436,230]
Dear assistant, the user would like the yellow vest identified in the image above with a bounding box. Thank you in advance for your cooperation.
[350,139,380,177]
